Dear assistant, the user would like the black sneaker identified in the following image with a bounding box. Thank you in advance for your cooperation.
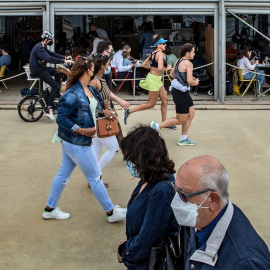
[135,86,143,92]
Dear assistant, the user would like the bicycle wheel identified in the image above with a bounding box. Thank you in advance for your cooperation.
[17,96,45,122]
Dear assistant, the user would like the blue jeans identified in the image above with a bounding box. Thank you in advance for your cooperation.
[34,67,62,107]
[46,140,114,212]
[243,70,265,90]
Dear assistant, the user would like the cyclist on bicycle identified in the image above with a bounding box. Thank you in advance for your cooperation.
[30,30,73,120]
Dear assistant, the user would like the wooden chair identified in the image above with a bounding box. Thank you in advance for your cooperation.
[237,68,260,97]
[0,65,8,89]
[111,67,134,95]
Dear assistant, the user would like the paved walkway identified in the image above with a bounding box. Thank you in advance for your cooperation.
[0,107,269,269]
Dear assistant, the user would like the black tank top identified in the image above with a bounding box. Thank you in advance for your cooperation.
[149,51,167,68]
[174,59,189,87]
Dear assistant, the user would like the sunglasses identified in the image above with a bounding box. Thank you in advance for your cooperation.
[99,54,110,59]
[172,182,213,203]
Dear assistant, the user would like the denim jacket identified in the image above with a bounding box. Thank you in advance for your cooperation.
[57,81,104,146]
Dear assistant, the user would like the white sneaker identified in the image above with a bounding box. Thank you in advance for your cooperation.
[42,207,70,220]
[45,108,55,120]
[107,205,127,223]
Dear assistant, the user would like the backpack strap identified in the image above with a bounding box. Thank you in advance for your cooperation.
[147,180,174,202]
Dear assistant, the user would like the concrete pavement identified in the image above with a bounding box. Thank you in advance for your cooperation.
[0,106,270,269]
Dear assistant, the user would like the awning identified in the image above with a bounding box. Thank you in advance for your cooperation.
[52,2,216,15]
[0,2,45,16]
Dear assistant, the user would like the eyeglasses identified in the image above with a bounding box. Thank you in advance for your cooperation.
[172,182,213,203]
[99,54,109,59]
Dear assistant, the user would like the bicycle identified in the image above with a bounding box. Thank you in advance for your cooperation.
[17,63,70,122]
[17,88,58,122]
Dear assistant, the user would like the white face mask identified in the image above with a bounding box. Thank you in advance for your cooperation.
[171,192,210,227]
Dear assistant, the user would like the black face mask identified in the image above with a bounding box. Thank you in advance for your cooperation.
[109,51,115,59]
[90,74,95,81]
[89,71,95,81]
[47,40,53,46]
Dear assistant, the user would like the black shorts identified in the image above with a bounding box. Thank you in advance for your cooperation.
[172,88,194,114]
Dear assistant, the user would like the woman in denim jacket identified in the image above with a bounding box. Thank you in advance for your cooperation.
[42,57,127,223]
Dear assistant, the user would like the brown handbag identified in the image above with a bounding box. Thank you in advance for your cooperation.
[95,77,119,138]
[96,117,119,138]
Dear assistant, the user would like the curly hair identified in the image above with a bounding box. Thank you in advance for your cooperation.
[120,125,175,184]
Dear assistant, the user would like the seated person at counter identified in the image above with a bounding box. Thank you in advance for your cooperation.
[90,22,110,42]
[258,39,270,60]
[89,31,103,57]
[18,33,32,60]
[72,45,86,61]
[164,46,177,68]
[122,51,133,72]
[0,44,12,67]
[94,41,114,59]
[111,43,141,95]
[226,41,239,62]
[237,48,270,91]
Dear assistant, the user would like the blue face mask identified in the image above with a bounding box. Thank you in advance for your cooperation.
[104,66,111,75]
[126,161,140,178]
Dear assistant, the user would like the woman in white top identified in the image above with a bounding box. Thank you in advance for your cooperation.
[237,48,267,92]
[89,55,130,183]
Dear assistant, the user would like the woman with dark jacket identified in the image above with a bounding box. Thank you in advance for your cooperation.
[42,57,126,223]
[117,126,179,269]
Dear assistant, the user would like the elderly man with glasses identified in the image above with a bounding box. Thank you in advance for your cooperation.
[171,155,270,270]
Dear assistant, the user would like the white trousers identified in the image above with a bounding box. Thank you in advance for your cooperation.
[92,135,119,173]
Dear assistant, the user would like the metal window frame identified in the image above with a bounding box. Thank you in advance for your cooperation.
[227,9,270,42]
[50,2,219,100]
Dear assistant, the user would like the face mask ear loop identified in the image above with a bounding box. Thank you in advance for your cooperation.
[197,192,211,209]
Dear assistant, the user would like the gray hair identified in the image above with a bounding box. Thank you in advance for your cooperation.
[199,164,229,206]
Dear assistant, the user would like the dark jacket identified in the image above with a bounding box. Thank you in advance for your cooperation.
[119,174,179,270]
[57,81,104,146]
[30,42,65,75]
[186,203,270,270]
